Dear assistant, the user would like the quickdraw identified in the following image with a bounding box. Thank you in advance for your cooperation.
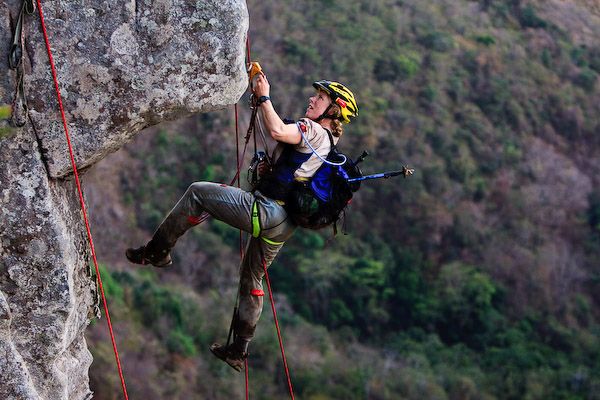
[8,0,36,127]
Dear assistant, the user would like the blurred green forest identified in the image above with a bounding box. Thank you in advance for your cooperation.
[86,0,600,398]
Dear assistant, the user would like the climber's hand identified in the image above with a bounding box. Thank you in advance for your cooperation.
[257,160,270,177]
[253,73,270,98]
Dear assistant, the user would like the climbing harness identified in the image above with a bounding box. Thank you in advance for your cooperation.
[8,0,35,127]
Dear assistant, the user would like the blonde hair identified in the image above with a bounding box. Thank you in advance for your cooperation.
[329,105,344,137]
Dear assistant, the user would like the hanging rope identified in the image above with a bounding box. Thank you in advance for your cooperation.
[234,89,250,400]
[262,259,295,399]
[34,1,129,398]
[241,35,252,400]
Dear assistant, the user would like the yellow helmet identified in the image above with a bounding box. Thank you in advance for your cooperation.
[312,80,358,124]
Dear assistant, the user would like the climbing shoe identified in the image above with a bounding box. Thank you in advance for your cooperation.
[125,245,172,267]
[209,342,248,372]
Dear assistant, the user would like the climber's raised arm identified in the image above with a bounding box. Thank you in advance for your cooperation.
[252,73,301,144]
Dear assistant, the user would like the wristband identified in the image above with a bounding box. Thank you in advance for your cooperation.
[257,95,270,105]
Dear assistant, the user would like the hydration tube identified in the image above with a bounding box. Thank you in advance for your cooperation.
[297,122,347,166]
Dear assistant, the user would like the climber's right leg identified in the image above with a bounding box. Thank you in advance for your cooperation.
[126,182,255,267]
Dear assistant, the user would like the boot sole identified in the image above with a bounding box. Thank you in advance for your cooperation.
[125,248,172,268]
[209,344,244,372]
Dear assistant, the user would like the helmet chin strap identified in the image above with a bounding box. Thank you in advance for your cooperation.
[315,104,336,122]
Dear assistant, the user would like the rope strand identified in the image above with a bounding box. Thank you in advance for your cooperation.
[263,259,295,399]
[235,102,250,400]
[35,1,129,398]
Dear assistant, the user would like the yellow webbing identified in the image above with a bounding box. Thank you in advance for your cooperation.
[252,201,260,238]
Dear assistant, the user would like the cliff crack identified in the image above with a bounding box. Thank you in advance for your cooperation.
[29,116,51,178]
[134,0,139,32]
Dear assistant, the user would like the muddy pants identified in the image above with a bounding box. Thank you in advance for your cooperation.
[150,182,296,341]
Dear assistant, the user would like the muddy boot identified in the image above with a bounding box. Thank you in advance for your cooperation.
[209,338,249,372]
[125,235,172,267]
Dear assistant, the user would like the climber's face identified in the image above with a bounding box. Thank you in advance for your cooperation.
[305,90,332,120]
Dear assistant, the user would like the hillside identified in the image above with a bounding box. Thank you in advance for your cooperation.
[85,0,600,398]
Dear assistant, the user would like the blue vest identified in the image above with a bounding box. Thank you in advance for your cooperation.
[256,131,337,202]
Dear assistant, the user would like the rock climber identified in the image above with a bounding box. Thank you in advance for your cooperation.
[125,73,358,371]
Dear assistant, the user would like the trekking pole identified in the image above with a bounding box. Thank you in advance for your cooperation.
[347,165,415,183]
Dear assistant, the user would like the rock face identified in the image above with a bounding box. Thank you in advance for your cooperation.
[0,1,248,399]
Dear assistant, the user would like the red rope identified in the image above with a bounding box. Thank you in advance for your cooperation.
[242,33,252,400]
[235,104,241,189]
[242,32,255,400]
[263,259,295,399]
[35,1,129,398]
[246,36,252,65]
[245,357,250,400]
[243,31,295,400]
[235,102,250,400]
[234,103,245,260]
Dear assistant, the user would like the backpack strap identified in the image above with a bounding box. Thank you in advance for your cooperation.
[324,128,335,152]
[297,123,347,167]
